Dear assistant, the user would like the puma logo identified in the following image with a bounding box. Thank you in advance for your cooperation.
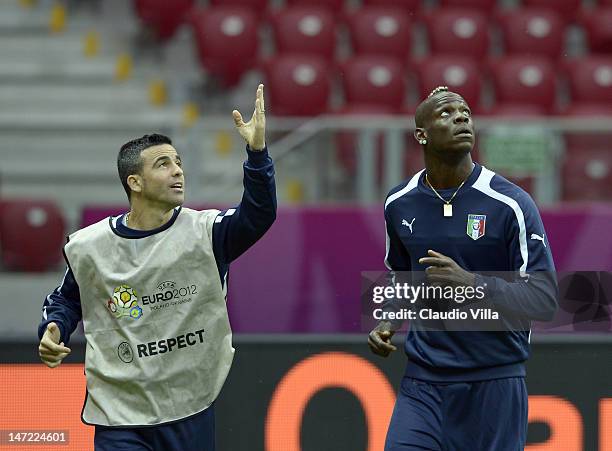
[402,218,416,233]
[530,233,546,247]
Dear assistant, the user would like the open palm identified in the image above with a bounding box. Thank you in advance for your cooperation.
[232,83,266,151]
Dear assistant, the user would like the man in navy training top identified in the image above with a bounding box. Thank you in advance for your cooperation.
[368,86,558,451]
[37,84,275,451]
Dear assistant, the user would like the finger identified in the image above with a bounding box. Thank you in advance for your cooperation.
[258,83,265,112]
[41,352,69,363]
[44,360,61,369]
[428,249,446,258]
[419,257,447,266]
[40,339,71,354]
[47,322,59,334]
[255,98,263,119]
[371,332,397,352]
[232,110,245,128]
[425,265,451,274]
[39,346,69,357]
[368,336,389,356]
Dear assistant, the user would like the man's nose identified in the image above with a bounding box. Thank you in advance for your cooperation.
[173,164,183,176]
[453,112,469,123]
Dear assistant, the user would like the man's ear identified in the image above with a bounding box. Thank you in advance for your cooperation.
[414,128,427,143]
[127,174,142,194]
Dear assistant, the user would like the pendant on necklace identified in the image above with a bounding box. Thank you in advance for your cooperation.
[444,204,453,217]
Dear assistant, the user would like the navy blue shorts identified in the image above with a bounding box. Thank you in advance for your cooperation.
[385,377,527,451]
[94,405,215,451]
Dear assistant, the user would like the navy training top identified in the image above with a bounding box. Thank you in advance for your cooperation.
[384,162,558,382]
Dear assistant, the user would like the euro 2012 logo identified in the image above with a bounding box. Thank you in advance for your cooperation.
[107,285,143,320]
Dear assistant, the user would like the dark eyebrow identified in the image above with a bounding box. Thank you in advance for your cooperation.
[434,100,470,112]
[152,155,181,166]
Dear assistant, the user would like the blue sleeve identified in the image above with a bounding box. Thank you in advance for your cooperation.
[384,206,411,271]
[382,203,412,329]
[37,266,83,345]
[479,189,558,321]
[212,146,277,264]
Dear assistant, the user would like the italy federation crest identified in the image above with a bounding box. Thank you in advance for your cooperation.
[467,214,486,240]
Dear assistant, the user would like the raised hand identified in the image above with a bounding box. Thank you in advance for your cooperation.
[232,83,266,151]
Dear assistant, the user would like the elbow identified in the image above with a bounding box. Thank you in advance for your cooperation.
[536,295,559,322]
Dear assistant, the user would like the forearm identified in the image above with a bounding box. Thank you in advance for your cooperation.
[477,272,558,321]
[212,146,277,263]
[38,268,83,344]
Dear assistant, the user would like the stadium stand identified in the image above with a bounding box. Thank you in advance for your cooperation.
[523,0,582,23]
[361,0,420,16]
[344,6,414,61]
[562,147,612,201]
[133,0,195,40]
[496,7,565,58]
[438,0,498,15]
[0,199,65,272]
[340,55,406,111]
[489,56,557,113]
[269,6,337,61]
[208,0,269,16]
[422,8,490,59]
[190,6,260,87]
[564,56,612,105]
[414,56,482,111]
[579,6,612,54]
[285,0,345,17]
[263,54,331,115]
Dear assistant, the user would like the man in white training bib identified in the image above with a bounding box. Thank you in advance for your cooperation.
[37,85,275,451]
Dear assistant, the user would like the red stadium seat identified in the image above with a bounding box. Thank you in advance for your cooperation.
[523,0,581,23]
[361,0,420,15]
[270,6,336,61]
[414,56,483,110]
[133,0,195,40]
[208,0,268,15]
[564,57,612,105]
[340,56,406,111]
[438,0,498,15]
[345,7,413,60]
[489,56,557,113]
[580,7,612,54]
[496,8,565,57]
[423,9,490,59]
[190,6,259,87]
[263,54,331,116]
[561,104,612,202]
[334,105,394,180]
[484,104,549,116]
[0,199,65,272]
[285,0,345,16]
[563,148,612,201]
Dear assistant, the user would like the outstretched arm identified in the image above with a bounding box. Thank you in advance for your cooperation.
[212,84,277,264]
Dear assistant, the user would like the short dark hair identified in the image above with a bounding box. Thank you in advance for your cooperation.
[117,133,172,200]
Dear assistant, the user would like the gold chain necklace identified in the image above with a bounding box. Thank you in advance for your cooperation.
[425,173,469,217]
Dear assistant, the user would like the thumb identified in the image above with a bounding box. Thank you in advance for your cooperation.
[379,330,392,339]
[232,110,244,127]
[47,323,58,332]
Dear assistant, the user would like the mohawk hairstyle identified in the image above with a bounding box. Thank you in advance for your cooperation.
[428,86,449,98]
